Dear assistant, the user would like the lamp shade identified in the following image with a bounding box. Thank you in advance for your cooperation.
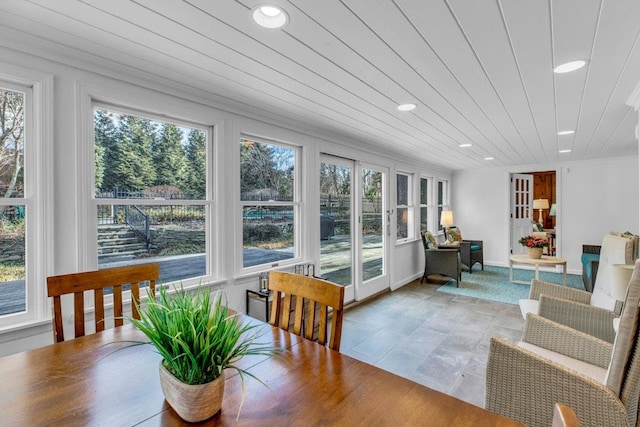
[533,199,549,210]
[440,210,454,227]
[549,203,557,216]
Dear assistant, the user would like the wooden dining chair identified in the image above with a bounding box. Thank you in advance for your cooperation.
[47,263,160,342]
[552,403,579,427]
[268,271,345,351]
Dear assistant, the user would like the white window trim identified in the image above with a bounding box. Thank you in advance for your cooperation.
[395,171,414,243]
[239,134,301,273]
[419,175,434,234]
[88,101,214,290]
[437,179,449,233]
[0,67,53,331]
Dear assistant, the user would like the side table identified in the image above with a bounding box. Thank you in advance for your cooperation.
[246,289,270,321]
[509,254,567,286]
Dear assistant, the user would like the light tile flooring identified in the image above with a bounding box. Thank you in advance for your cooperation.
[340,278,525,408]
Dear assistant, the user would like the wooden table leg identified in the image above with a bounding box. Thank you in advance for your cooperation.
[509,260,514,283]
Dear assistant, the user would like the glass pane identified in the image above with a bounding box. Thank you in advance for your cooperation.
[97,204,206,283]
[397,208,408,239]
[0,205,25,316]
[94,108,207,200]
[361,168,383,281]
[0,89,25,198]
[240,139,294,202]
[420,178,429,204]
[396,174,408,206]
[243,205,294,267]
[438,181,444,205]
[319,162,352,286]
[420,206,429,231]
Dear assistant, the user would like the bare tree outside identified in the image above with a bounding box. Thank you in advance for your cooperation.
[0,89,24,200]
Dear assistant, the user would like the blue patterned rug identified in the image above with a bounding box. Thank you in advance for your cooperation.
[436,265,584,305]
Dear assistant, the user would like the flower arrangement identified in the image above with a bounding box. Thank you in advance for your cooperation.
[519,235,548,248]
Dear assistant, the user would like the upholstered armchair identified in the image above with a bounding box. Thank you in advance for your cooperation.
[444,226,483,273]
[420,231,461,287]
[519,233,637,342]
[486,260,640,427]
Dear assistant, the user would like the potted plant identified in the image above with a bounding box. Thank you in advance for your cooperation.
[519,235,549,259]
[117,284,279,423]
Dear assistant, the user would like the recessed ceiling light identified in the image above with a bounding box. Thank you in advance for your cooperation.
[553,60,586,74]
[459,143,472,148]
[484,157,494,161]
[397,103,416,112]
[557,130,575,135]
[252,5,289,29]
[559,149,572,153]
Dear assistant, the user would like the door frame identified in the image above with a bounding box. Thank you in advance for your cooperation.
[356,161,390,300]
[507,168,561,260]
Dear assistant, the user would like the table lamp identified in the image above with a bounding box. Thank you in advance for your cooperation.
[440,210,454,230]
[532,199,549,224]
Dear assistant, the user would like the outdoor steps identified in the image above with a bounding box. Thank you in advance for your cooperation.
[98,224,148,261]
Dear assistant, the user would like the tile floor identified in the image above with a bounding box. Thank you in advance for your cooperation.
[340,278,525,408]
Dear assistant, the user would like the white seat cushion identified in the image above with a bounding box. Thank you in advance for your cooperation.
[519,299,539,319]
[518,342,607,383]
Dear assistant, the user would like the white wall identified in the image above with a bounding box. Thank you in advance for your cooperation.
[451,157,639,274]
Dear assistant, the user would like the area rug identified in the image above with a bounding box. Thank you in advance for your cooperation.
[436,265,584,305]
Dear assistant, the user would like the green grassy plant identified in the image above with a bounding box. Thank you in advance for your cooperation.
[120,285,280,385]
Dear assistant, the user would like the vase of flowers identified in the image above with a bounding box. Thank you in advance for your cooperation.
[519,235,548,259]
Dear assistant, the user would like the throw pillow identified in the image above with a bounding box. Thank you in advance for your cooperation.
[447,227,462,242]
[424,231,437,249]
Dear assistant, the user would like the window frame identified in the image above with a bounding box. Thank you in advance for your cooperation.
[239,134,301,272]
[437,179,449,233]
[0,71,52,330]
[89,101,215,291]
[419,176,433,235]
[395,171,414,242]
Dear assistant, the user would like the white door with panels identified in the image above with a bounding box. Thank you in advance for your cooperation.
[511,174,533,254]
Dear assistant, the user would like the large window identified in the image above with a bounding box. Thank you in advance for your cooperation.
[93,106,210,284]
[419,176,433,233]
[0,87,27,320]
[240,137,297,268]
[437,180,448,232]
[396,172,414,241]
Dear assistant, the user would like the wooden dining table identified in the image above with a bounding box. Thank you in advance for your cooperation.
[0,319,523,426]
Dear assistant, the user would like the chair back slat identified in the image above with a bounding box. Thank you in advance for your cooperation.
[47,263,160,343]
[52,295,63,341]
[268,271,344,351]
[94,288,105,333]
[73,292,85,338]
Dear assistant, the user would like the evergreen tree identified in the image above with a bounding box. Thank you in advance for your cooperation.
[240,139,275,199]
[111,114,156,193]
[152,123,187,190]
[93,109,116,193]
[183,129,206,199]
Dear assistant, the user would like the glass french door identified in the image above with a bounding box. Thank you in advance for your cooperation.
[319,155,354,302]
[357,162,389,299]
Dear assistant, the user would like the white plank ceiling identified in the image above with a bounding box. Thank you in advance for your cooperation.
[1,0,639,170]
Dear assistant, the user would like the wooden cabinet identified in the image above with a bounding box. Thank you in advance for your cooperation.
[532,171,556,228]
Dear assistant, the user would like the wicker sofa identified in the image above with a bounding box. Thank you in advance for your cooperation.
[486,259,640,427]
[518,233,637,342]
